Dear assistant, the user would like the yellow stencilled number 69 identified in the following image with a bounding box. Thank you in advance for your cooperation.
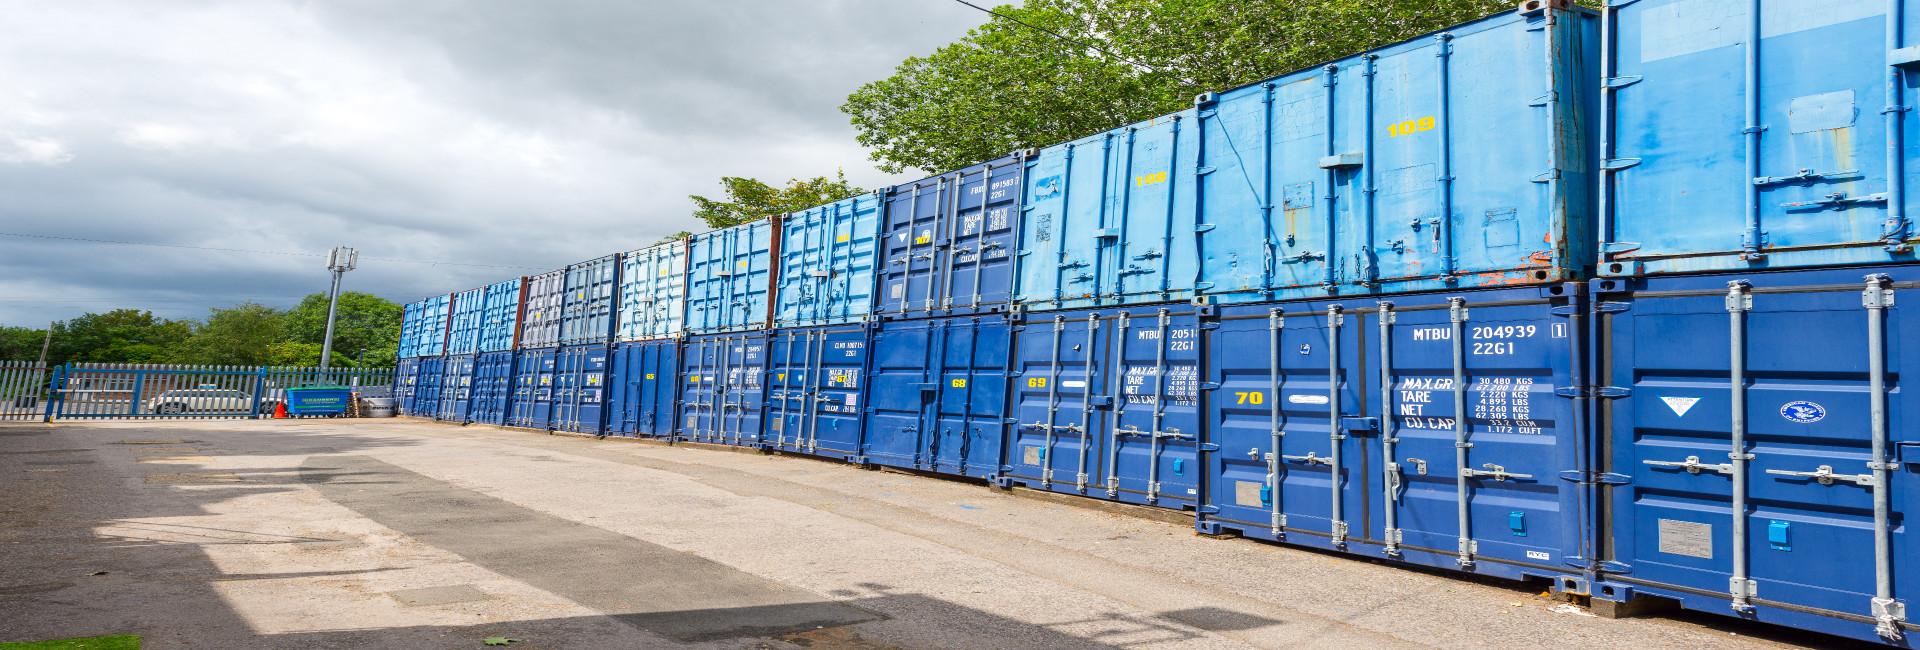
[1027,377,1048,388]
[1235,391,1265,405]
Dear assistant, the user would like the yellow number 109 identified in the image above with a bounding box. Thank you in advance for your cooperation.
[1388,117,1437,137]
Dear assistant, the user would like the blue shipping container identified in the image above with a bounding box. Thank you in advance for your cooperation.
[1003,305,1204,506]
[508,349,557,428]
[393,357,419,415]
[469,350,516,426]
[615,241,687,341]
[680,332,766,444]
[1598,0,1918,276]
[863,315,1012,479]
[764,324,869,459]
[436,353,477,421]
[561,255,620,345]
[1593,266,1916,643]
[518,270,566,349]
[775,194,882,328]
[879,156,1027,320]
[686,220,777,334]
[550,344,611,434]
[1196,284,1589,585]
[446,287,486,355]
[608,339,680,437]
[479,279,524,353]
[405,356,445,417]
[1014,4,1595,311]
[398,295,451,358]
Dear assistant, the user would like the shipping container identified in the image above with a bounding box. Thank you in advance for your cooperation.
[405,355,446,418]
[615,241,687,341]
[446,287,486,355]
[607,339,680,437]
[518,270,566,349]
[508,348,557,428]
[680,331,767,444]
[479,279,524,353]
[863,315,1012,478]
[878,156,1028,320]
[764,324,869,459]
[774,194,882,327]
[560,254,620,345]
[686,220,778,334]
[469,350,516,426]
[1003,305,1204,507]
[398,295,452,358]
[1014,3,1596,312]
[1195,283,1590,586]
[435,353,477,421]
[1591,265,1917,644]
[550,344,611,434]
[393,357,420,416]
[1597,0,1917,277]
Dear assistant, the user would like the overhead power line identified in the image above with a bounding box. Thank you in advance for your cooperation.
[0,231,544,270]
[945,0,1201,89]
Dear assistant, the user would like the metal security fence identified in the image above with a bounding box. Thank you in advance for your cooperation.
[0,362,393,421]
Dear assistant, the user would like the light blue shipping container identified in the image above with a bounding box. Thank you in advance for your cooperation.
[398,294,450,358]
[686,219,776,334]
[445,286,486,355]
[1014,2,1596,311]
[1598,0,1919,276]
[477,279,523,353]
[775,194,882,327]
[518,270,566,349]
[615,241,687,341]
[560,254,620,345]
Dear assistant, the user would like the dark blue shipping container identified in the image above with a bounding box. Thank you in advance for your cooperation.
[469,350,516,426]
[878,155,1026,320]
[764,324,869,459]
[393,357,419,416]
[863,315,1013,479]
[436,353,477,422]
[680,332,767,444]
[550,344,611,434]
[1592,265,1918,643]
[1597,0,1919,277]
[405,356,446,418]
[1003,305,1204,507]
[508,349,557,429]
[1196,284,1589,586]
[608,339,680,437]
[560,255,620,345]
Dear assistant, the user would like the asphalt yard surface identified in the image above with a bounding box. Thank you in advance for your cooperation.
[0,419,1860,648]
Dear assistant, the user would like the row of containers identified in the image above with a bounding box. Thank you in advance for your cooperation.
[391,1,1920,644]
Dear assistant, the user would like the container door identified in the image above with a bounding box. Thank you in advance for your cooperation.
[529,351,556,428]
[926,318,1012,478]
[766,330,811,452]
[1603,274,1913,635]
[681,337,721,442]
[881,181,948,317]
[945,159,1023,314]
[1007,312,1109,495]
[394,358,416,416]
[864,321,937,469]
[719,334,765,445]
[639,341,679,437]
[1105,308,1204,507]
[808,328,867,456]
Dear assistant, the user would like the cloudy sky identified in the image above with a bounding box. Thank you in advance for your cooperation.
[0,0,987,327]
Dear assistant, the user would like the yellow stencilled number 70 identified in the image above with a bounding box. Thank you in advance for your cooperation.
[1234,391,1265,405]
[1027,377,1048,388]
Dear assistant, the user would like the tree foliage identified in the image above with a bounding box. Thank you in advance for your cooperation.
[843,0,1509,174]
[278,291,403,367]
[169,302,288,366]
[688,171,865,229]
[48,309,193,365]
[4,292,403,367]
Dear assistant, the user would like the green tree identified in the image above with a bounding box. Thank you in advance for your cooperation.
[843,0,1507,174]
[281,291,403,368]
[168,302,286,366]
[46,309,194,365]
[688,170,865,229]
[0,326,50,362]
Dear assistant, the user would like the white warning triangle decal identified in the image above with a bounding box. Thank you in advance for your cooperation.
[1660,396,1701,417]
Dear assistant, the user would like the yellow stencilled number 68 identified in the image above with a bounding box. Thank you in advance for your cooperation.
[1235,391,1265,405]
[951,379,967,388]
[1027,377,1048,388]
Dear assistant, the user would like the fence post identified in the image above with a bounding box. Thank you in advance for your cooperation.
[41,364,62,422]
[250,366,269,419]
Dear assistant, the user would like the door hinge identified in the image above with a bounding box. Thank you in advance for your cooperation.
[1602,158,1642,170]
[1603,75,1643,88]
[1596,387,1631,398]
[1341,417,1379,432]
[1199,382,1222,390]
[1559,470,1633,485]
[1199,443,1222,452]
[1594,301,1631,313]
[1198,505,1221,514]
[1195,223,1217,233]
[1550,305,1580,316]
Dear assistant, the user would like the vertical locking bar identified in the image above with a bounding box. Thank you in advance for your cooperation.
[1147,309,1170,501]
[1435,34,1457,279]
[1161,116,1182,297]
[1322,64,1340,291]
[1360,56,1379,285]
[1043,316,1065,485]
[1378,301,1401,554]
[1740,0,1767,260]
[806,331,826,452]
[937,174,960,311]
[1260,85,1277,291]
[1864,274,1905,639]
[1053,145,1075,308]
[1885,0,1911,252]
[776,331,796,446]
[1726,280,1757,611]
[1327,305,1348,544]
[1076,314,1100,491]
[970,163,997,307]
[1108,312,1131,496]
[1269,308,1287,536]
[1094,135,1114,302]
[1450,298,1474,565]
[713,337,729,442]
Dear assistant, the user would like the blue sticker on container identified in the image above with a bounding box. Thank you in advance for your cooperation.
[1780,401,1826,423]
[1298,344,1311,355]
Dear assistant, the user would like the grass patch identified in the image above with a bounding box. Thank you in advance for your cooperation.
[0,636,140,649]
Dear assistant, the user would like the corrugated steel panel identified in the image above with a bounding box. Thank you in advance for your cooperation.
[560,254,620,345]
[435,353,477,421]
[679,331,766,444]
[1599,0,1915,276]
[862,315,1011,478]
[1594,265,1916,643]
[879,156,1027,320]
[478,279,523,353]
[615,241,687,341]
[550,344,610,434]
[518,270,566,349]
[764,324,869,459]
[775,194,882,328]
[508,348,557,428]
[686,220,777,334]
[445,288,487,356]
[404,355,445,417]
[608,339,680,437]
[1014,5,1596,311]
[469,350,516,426]
[398,295,451,358]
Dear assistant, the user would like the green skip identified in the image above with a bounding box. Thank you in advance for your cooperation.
[0,636,141,650]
